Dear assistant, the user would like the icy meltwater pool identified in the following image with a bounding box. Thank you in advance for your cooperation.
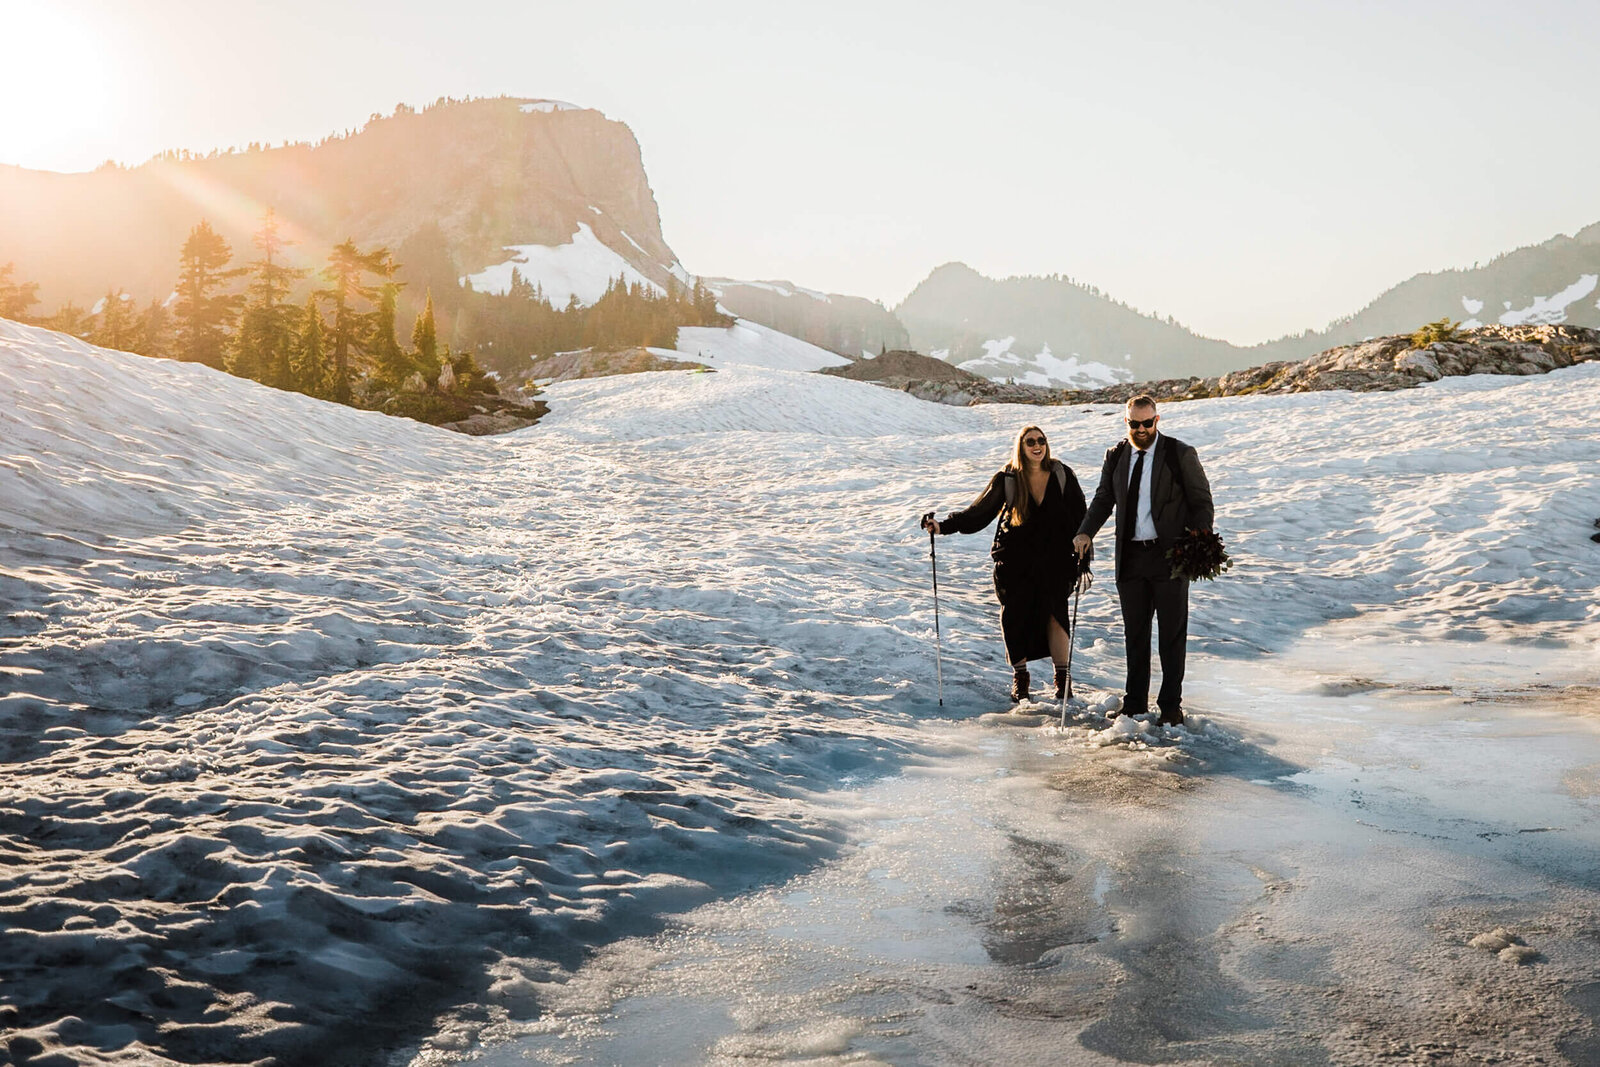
[431,639,1600,1067]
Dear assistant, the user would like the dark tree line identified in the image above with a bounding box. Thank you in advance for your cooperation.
[5,215,729,409]
[461,268,727,377]
[6,215,486,410]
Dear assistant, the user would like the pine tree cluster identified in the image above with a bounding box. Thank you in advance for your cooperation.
[464,270,727,377]
[7,210,727,422]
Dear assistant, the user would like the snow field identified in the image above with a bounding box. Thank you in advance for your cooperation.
[3,315,1600,1064]
[459,222,659,307]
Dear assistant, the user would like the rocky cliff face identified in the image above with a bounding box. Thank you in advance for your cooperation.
[0,98,684,311]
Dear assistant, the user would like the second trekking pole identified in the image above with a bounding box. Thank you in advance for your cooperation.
[1061,574,1084,726]
[922,512,944,707]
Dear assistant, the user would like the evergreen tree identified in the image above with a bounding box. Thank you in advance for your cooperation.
[291,296,329,398]
[318,238,392,403]
[174,220,244,369]
[45,301,91,339]
[90,289,137,351]
[0,262,40,321]
[133,298,174,359]
[411,290,441,382]
[371,279,413,386]
[231,208,305,388]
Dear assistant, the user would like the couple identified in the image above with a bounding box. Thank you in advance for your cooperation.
[922,395,1214,725]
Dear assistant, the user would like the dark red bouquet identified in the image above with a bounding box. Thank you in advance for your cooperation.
[1167,528,1232,581]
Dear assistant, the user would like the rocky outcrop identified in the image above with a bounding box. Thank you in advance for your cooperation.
[527,346,709,383]
[845,324,1600,408]
[375,386,548,436]
[819,349,1058,406]
[1055,323,1600,404]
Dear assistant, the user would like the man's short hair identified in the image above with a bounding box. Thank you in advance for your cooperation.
[1126,393,1157,412]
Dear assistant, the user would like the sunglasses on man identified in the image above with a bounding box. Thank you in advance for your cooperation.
[1125,417,1157,429]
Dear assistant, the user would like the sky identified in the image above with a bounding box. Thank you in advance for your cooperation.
[3,0,1598,344]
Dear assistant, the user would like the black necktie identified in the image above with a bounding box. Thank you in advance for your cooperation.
[1125,449,1147,540]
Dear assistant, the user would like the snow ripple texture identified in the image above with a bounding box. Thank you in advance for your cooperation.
[2,317,1599,1063]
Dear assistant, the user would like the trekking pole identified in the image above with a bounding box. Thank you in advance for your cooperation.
[922,512,944,707]
[1062,572,1084,727]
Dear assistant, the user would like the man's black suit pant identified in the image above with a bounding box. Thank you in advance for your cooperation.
[1117,540,1189,723]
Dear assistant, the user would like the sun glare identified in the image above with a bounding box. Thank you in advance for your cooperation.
[0,3,118,171]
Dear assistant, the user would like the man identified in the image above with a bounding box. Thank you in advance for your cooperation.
[1072,395,1213,725]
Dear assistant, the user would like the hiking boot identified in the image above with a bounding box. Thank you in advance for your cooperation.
[1054,666,1070,700]
[1010,667,1030,703]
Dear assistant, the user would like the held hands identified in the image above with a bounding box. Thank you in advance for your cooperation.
[1072,533,1092,558]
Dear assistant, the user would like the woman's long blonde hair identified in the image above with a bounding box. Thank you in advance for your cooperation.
[1005,424,1051,526]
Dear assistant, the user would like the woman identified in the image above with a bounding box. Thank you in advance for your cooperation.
[922,425,1091,703]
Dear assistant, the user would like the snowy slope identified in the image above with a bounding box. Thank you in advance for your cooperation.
[952,335,1133,388]
[3,315,1600,1064]
[669,317,851,372]
[460,221,660,306]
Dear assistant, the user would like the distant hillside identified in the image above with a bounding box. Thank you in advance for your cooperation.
[0,97,687,340]
[895,263,1245,384]
[1251,223,1600,360]
[706,279,907,358]
[895,228,1600,383]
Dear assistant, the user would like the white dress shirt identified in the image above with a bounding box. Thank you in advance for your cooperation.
[1129,432,1160,541]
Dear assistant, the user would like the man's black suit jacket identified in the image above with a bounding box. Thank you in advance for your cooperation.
[1078,434,1214,582]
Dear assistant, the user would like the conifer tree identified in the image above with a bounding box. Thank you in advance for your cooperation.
[134,298,174,359]
[45,301,91,339]
[231,208,306,388]
[291,296,329,398]
[411,290,441,382]
[174,220,244,369]
[371,279,413,386]
[90,289,137,351]
[318,239,392,403]
[0,262,40,321]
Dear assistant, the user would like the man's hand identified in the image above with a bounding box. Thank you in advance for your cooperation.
[1072,533,1092,558]
[921,513,940,534]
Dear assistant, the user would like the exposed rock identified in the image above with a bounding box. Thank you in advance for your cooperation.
[836,324,1599,408]
[1055,324,1600,405]
[439,406,548,436]
[527,346,709,383]
[821,348,984,383]
[376,388,548,435]
[821,350,1066,406]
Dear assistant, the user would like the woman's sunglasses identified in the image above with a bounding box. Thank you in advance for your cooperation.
[1023,436,1047,447]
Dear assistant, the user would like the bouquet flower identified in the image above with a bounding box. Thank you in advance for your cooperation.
[1167,528,1232,581]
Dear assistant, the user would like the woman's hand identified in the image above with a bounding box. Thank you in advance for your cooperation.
[920,514,941,534]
